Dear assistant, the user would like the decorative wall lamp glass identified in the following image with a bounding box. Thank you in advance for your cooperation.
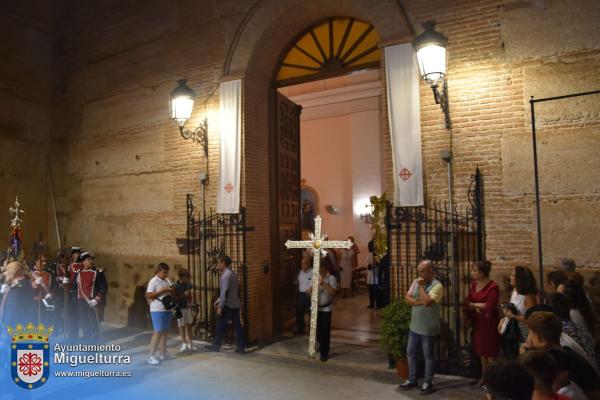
[413,21,451,129]
[170,79,208,157]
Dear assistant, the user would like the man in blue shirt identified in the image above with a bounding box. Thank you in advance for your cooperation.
[205,255,246,354]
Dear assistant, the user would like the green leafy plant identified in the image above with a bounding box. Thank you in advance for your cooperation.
[381,300,412,360]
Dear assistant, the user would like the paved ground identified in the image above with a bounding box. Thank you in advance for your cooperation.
[25,326,481,400]
[2,292,483,400]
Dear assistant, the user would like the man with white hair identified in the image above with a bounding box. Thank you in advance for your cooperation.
[398,259,443,395]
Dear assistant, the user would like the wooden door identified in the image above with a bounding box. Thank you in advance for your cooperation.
[270,91,302,335]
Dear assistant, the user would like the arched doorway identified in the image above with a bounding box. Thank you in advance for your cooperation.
[222,0,412,342]
[270,17,384,335]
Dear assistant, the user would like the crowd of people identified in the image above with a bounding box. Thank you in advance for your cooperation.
[4,233,598,400]
[0,246,241,368]
[397,257,600,399]
[145,255,246,365]
[0,247,107,344]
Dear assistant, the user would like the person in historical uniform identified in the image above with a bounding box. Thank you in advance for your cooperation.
[76,251,107,343]
[65,246,83,340]
[30,252,54,325]
[51,248,70,335]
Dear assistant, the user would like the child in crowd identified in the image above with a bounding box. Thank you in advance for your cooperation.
[174,269,194,352]
[519,349,571,400]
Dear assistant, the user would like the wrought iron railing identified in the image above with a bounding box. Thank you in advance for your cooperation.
[386,168,484,375]
[186,195,251,343]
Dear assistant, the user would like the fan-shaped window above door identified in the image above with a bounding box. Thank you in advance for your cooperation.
[275,17,381,87]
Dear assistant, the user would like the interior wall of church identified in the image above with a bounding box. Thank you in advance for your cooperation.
[298,103,382,259]
[301,115,354,244]
[0,3,56,258]
[4,0,598,339]
[281,70,383,259]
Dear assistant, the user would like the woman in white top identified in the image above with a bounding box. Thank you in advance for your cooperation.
[506,266,538,339]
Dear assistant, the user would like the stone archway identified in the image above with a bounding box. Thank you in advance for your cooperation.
[224,0,412,340]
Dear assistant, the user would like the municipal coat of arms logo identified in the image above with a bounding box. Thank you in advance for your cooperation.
[7,323,53,390]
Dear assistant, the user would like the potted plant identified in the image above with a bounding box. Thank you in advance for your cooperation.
[381,300,412,379]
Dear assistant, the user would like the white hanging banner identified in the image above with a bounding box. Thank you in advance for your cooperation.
[385,43,424,206]
[217,79,241,213]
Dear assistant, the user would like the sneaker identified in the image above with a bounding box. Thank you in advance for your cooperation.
[396,381,417,391]
[234,348,246,355]
[146,356,160,365]
[179,343,188,353]
[187,343,196,351]
[420,382,435,395]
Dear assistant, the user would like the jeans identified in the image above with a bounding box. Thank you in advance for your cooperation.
[214,306,245,351]
[407,330,435,383]
[296,292,310,333]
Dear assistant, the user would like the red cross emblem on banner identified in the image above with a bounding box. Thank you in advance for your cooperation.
[399,168,412,181]
[224,183,234,193]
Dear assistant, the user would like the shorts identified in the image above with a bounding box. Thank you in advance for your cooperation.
[150,311,172,332]
[177,308,193,327]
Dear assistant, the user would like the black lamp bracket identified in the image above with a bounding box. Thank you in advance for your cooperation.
[179,118,208,157]
[431,79,451,130]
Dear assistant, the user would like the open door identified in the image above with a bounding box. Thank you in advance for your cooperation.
[270,91,302,335]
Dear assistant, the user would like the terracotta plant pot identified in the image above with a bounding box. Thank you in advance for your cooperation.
[396,358,409,380]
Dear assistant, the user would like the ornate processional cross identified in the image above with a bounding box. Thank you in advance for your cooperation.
[8,197,25,228]
[285,215,352,358]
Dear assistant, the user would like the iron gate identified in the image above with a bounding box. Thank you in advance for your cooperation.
[186,194,251,342]
[386,168,484,375]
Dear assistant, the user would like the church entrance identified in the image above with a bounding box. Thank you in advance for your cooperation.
[270,18,385,344]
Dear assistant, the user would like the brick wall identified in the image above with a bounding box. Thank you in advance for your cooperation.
[4,0,597,341]
[404,0,600,279]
